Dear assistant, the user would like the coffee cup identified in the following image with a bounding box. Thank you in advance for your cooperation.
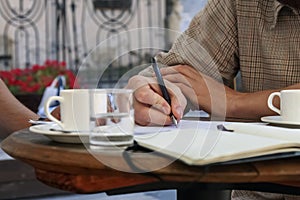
[267,89,300,122]
[44,89,90,131]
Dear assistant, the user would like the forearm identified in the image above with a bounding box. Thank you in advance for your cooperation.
[0,80,39,138]
[228,83,300,120]
[228,90,276,120]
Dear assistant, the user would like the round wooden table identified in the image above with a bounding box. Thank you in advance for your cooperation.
[2,128,300,199]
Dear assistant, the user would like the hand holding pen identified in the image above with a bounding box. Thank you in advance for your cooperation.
[151,57,178,127]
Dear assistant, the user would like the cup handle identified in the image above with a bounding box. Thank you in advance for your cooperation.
[267,92,280,115]
[44,96,64,129]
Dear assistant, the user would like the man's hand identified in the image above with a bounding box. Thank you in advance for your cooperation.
[126,75,186,126]
[160,65,234,118]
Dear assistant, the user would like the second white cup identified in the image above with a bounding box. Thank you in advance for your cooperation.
[268,89,300,122]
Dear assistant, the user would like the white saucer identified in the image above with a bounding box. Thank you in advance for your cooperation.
[29,124,89,144]
[261,116,300,127]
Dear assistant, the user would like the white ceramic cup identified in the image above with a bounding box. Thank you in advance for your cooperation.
[268,90,300,122]
[44,89,90,131]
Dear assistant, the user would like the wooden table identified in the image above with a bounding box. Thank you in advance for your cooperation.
[2,128,300,199]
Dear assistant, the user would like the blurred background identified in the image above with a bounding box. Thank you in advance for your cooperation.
[0,0,207,70]
[0,0,207,112]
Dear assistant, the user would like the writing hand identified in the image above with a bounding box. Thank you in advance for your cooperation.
[126,75,186,126]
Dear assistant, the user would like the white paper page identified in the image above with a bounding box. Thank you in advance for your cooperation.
[134,120,220,135]
[225,122,300,141]
[136,129,299,165]
[135,121,300,165]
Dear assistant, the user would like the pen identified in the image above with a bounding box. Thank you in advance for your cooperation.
[151,57,178,127]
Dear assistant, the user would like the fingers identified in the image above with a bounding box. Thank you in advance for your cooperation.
[163,72,191,89]
[135,85,170,114]
[127,75,171,114]
[126,75,186,126]
[50,107,61,120]
[160,65,208,111]
[133,87,174,126]
[134,99,170,126]
[160,65,198,88]
[126,75,155,91]
[160,65,197,104]
[134,91,185,126]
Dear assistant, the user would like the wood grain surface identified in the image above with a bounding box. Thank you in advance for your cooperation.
[2,128,300,194]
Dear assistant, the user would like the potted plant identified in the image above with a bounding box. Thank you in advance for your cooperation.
[0,60,77,112]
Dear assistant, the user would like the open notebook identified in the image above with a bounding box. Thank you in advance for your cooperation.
[134,120,300,166]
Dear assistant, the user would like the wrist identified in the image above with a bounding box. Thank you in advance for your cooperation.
[226,91,246,118]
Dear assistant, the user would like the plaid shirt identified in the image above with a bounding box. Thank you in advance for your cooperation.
[157,0,300,92]
[157,0,300,199]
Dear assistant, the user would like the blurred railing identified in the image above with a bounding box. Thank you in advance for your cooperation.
[0,0,177,86]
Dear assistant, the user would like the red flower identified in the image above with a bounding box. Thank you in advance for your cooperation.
[0,60,77,95]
